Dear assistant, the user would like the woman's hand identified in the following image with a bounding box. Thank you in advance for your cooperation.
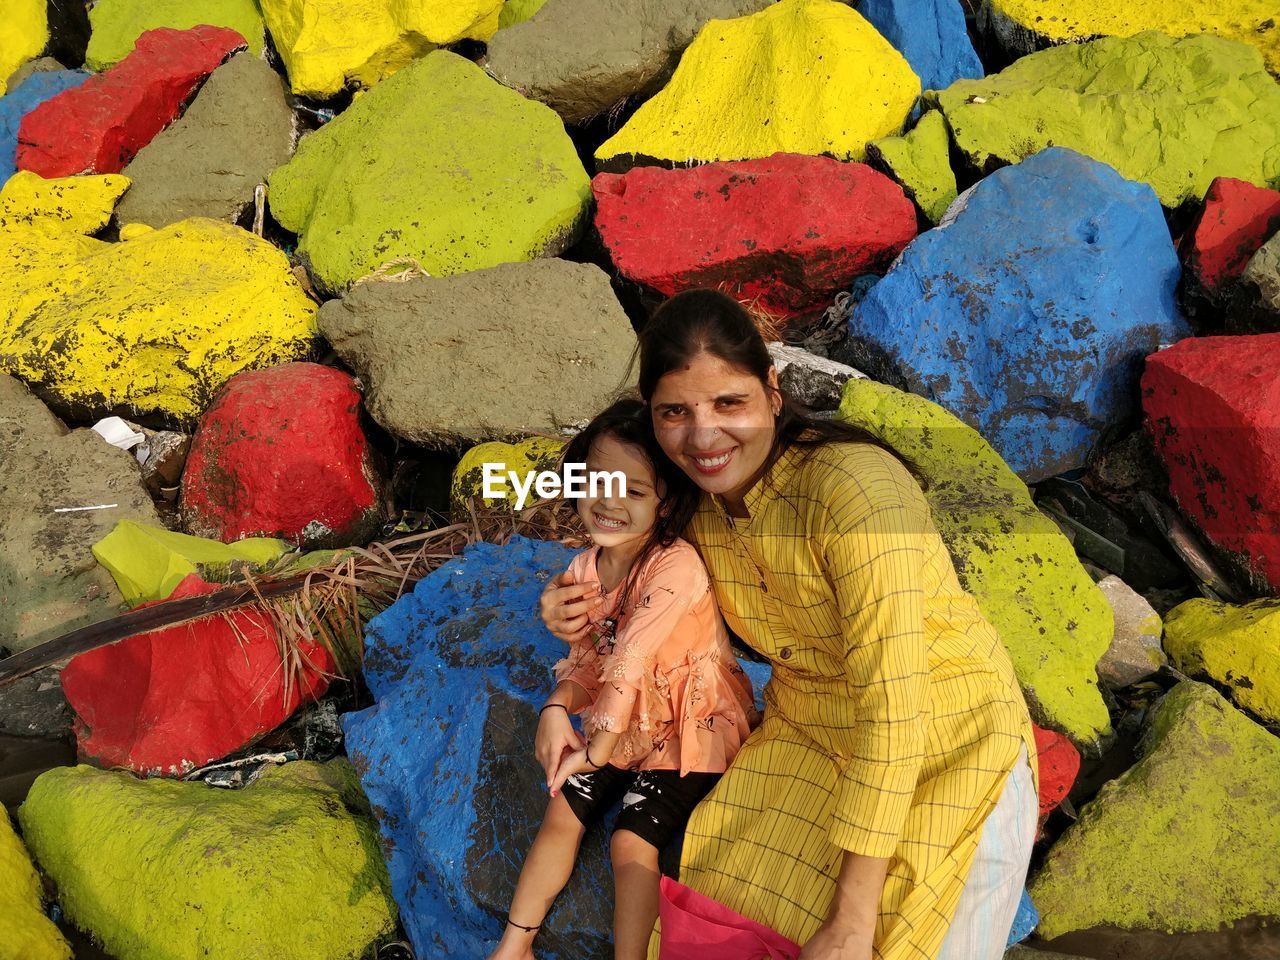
[534,707,584,782]
[547,747,594,797]
[540,571,603,643]
[797,920,874,960]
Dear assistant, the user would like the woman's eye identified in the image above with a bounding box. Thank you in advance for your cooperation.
[716,398,742,409]
[661,406,685,420]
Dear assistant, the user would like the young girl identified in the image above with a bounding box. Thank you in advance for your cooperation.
[489,397,756,960]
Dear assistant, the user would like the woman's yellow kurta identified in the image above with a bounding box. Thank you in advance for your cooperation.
[668,442,1037,960]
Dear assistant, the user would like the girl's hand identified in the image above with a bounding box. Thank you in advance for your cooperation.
[535,707,585,781]
[540,571,604,644]
[797,921,874,960]
[547,747,595,797]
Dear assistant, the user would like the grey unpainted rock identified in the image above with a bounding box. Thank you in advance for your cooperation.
[483,0,774,123]
[5,57,66,91]
[768,342,865,411]
[0,375,160,654]
[116,52,296,229]
[1095,574,1166,690]
[318,260,635,447]
[0,667,72,739]
[1232,230,1280,333]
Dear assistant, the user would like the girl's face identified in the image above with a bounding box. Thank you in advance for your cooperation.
[576,434,663,551]
[649,351,780,504]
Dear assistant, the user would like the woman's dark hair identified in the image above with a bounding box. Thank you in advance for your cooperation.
[636,288,923,483]
[563,396,702,613]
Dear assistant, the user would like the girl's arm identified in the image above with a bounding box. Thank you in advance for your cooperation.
[547,727,622,796]
[535,680,592,785]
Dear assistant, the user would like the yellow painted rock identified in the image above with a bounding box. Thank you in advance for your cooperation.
[0,218,316,425]
[450,436,566,517]
[1165,597,1280,725]
[261,0,504,97]
[981,0,1280,75]
[0,806,71,960]
[0,171,131,234]
[596,0,919,168]
[93,519,289,606]
[0,0,47,96]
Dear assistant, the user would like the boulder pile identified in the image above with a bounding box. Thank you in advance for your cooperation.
[2,1,1279,957]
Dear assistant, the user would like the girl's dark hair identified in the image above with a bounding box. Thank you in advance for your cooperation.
[563,396,701,613]
[636,288,922,483]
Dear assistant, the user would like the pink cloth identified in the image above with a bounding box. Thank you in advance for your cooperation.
[553,539,756,775]
[658,876,802,960]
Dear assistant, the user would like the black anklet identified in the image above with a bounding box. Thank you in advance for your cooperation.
[507,917,541,934]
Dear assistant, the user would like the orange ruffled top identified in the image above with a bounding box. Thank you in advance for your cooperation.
[553,538,757,776]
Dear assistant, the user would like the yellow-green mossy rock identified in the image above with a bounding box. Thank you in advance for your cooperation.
[0,807,71,960]
[0,171,131,234]
[498,0,548,29]
[1164,597,1280,725]
[270,50,590,294]
[837,377,1113,751]
[979,0,1280,75]
[450,436,567,517]
[85,0,265,71]
[867,110,957,224]
[93,519,289,606]
[596,0,919,169]
[0,218,316,425]
[931,32,1280,209]
[1030,681,1280,939]
[18,760,397,960]
[261,0,503,97]
[0,0,47,96]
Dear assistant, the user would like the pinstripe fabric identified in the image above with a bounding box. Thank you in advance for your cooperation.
[663,441,1038,960]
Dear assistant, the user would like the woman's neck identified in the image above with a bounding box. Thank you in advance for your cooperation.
[596,538,648,592]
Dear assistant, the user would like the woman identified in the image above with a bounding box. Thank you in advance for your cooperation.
[541,289,1038,960]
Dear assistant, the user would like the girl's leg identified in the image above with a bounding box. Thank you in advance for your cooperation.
[610,829,662,960]
[936,745,1038,960]
[488,792,588,960]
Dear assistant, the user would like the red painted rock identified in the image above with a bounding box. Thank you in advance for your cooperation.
[1142,334,1280,595]
[181,363,390,548]
[1179,177,1280,309]
[16,25,245,177]
[1034,724,1081,823]
[592,153,916,318]
[60,574,333,776]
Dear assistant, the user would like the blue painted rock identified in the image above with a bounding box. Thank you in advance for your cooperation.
[344,536,768,958]
[1007,889,1039,945]
[0,70,90,180]
[859,0,984,93]
[845,147,1189,481]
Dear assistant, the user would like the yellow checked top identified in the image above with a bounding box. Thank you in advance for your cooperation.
[669,440,1037,958]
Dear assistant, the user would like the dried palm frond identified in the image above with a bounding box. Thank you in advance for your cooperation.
[0,500,586,689]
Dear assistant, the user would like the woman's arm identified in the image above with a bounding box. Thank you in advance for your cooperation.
[808,458,933,957]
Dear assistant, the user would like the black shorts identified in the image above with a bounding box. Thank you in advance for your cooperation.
[560,765,720,850]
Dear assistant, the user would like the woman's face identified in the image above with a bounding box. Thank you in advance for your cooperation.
[649,351,780,504]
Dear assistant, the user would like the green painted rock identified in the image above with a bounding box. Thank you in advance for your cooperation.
[868,110,958,224]
[0,807,70,960]
[930,32,1280,208]
[837,377,1113,752]
[92,519,288,606]
[85,0,265,70]
[0,375,159,654]
[116,52,295,229]
[18,760,397,960]
[484,0,773,123]
[319,259,634,446]
[1030,681,1280,938]
[269,50,590,294]
[1164,597,1280,725]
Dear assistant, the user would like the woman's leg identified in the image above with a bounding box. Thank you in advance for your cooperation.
[936,745,1038,960]
[611,828,662,960]
[488,791,587,960]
